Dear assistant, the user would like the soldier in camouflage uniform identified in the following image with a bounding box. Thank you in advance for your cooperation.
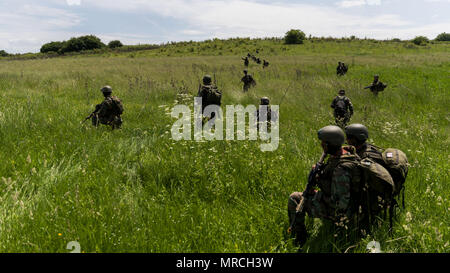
[255,97,278,130]
[241,69,256,92]
[345,124,384,165]
[197,75,221,121]
[345,123,386,225]
[90,86,123,129]
[364,75,387,96]
[331,90,353,128]
[242,56,249,67]
[288,125,361,246]
[336,62,348,76]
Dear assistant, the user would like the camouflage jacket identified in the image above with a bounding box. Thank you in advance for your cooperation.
[356,143,385,166]
[197,85,220,109]
[255,105,278,123]
[370,81,387,92]
[315,146,361,219]
[241,75,255,85]
[97,96,122,118]
[331,96,354,116]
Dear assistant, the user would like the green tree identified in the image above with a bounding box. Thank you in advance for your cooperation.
[412,36,429,46]
[60,35,105,54]
[435,32,450,41]
[40,41,65,54]
[0,50,9,57]
[108,40,123,49]
[284,29,306,45]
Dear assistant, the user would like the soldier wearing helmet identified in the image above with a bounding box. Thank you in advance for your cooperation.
[364,75,387,95]
[331,90,354,128]
[241,69,256,92]
[197,75,221,122]
[288,125,361,247]
[85,85,123,129]
[242,56,249,67]
[255,97,278,129]
[336,62,348,76]
[345,124,384,166]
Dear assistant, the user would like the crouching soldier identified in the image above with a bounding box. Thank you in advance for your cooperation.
[288,125,361,247]
[86,86,123,129]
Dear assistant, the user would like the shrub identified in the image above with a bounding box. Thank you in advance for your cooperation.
[40,41,65,54]
[284,29,306,45]
[412,36,429,46]
[435,32,450,41]
[60,35,105,53]
[108,40,123,49]
[0,50,9,57]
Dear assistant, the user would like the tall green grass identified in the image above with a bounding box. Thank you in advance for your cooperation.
[0,40,448,252]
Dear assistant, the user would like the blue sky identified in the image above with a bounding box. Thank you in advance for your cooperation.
[0,0,449,53]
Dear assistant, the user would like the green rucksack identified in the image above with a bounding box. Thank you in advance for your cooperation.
[205,86,222,106]
[359,158,395,199]
[111,96,124,115]
[356,157,396,231]
[382,148,409,207]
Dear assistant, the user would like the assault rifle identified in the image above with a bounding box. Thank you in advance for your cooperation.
[364,82,387,90]
[288,152,327,234]
[83,104,100,123]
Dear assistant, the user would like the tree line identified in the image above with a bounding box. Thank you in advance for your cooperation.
[39,35,123,54]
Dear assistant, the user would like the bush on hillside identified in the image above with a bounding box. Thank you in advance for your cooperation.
[284,29,306,45]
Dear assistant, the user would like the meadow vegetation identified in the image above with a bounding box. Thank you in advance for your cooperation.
[0,38,448,252]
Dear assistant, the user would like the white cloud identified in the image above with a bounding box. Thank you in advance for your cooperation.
[66,0,81,6]
[1,0,449,53]
[84,0,410,39]
[0,3,82,53]
[337,0,381,8]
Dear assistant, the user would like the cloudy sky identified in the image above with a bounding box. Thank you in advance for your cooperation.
[0,0,449,53]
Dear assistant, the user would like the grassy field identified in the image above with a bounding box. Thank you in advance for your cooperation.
[0,39,448,253]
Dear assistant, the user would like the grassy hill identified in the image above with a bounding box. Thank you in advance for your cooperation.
[0,38,448,252]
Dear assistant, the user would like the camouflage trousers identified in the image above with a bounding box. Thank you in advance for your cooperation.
[92,114,122,129]
[288,191,335,228]
[288,191,356,245]
[334,113,350,128]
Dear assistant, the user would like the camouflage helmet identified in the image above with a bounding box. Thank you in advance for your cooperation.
[101,85,112,94]
[345,123,369,142]
[318,125,345,146]
[374,74,379,78]
[203,75,212,85]
[260,97,270,105]
[338,89,345,95]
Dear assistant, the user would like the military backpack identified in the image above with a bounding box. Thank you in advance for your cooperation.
[204,86,222,106]
[111,96,124,116]
[335,96,348,114]
[382,148,409,206]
